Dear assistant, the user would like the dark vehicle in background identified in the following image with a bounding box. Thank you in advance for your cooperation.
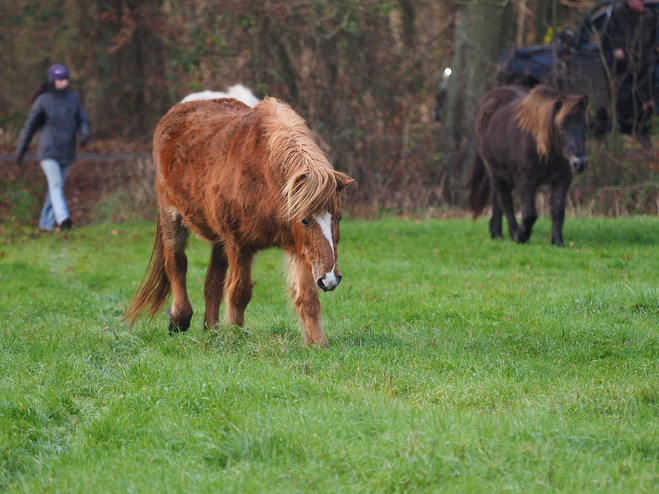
[436,0,659,135]
[499,1,617,93]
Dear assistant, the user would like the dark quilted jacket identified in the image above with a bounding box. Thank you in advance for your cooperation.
[16,89,91,163]
[609,4,657,75]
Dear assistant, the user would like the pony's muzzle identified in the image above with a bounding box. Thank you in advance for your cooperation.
[571,156,588,174]
[317,273,342,292]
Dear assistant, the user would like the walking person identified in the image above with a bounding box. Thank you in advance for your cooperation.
[15,64,91,231]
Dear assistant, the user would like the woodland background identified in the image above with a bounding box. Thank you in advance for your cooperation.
[1,0,659,218]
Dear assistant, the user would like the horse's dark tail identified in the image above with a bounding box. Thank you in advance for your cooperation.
[123,218,171,327]
[467,153,490,219]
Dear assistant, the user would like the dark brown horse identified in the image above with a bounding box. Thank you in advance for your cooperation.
[468,85,589,246]
[124,97,353,347]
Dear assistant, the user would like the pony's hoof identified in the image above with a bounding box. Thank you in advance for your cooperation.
[204,320,220,331]
[168,320,190,335]
[304,337,328,349]
[167,310,191,334]
[514,232,530,243]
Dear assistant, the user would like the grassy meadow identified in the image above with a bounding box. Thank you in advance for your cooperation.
[1,216,658,492]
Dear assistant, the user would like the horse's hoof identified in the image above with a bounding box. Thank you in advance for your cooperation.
[168,316,191,335]
[204,320,220,331]
[166,308,192,335]
[168,321,190,335]
[514,232,530,243]
[304,337,328,349]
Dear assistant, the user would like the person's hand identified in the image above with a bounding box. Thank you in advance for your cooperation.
[79,135,89,148]
[614,48,625,61]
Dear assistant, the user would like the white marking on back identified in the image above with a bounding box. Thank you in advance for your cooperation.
[180,90,229,103]
[179,85,260,107]
[227,84,260,107]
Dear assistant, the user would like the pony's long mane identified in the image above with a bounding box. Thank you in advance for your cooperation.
[261,97,342,220]
[515,85,585,161]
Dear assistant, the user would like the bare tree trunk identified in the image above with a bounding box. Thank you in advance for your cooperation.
[440,0,514,205]
[535,0,549,43]
[516,0,527,47]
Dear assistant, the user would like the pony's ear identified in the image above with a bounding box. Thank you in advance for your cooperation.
[334,171,355,192]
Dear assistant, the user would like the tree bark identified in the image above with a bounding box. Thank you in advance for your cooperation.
[440,0,514,204]
[535,0,550,44]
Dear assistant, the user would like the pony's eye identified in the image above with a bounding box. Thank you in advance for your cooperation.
[301,218,310,228]
[338,214,343,222]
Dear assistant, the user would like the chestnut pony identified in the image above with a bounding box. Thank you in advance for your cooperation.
[468,85,588,246]
[124,97,353,346]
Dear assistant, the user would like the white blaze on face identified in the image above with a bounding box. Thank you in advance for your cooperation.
[313,211,334,257]
[313,211,338,288]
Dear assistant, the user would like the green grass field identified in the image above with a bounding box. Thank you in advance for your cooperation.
[1,216,658,492]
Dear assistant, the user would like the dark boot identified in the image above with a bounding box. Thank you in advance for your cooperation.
[58,218,72,231]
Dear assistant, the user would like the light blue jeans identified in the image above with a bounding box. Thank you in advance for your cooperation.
[39,159,72,231]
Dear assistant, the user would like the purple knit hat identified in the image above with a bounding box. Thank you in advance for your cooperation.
[48,64,69,83]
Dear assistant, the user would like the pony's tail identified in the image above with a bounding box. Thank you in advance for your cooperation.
[123,218,171,327]
[467,153,490,219]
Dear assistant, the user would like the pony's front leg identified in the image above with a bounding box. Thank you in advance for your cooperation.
[204,242,228,329]
[224,248,254,327]
[162,219,193,333]
[515,183,538,243]
[286,253,326,347]
[549,176,572,246]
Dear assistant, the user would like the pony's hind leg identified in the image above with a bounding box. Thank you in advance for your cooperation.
[489,200,504,239]
[161,209,193,333]
[224,248,254,327]
[204,242,229,329]
[515,183,538,243]
[286,252,326,347]
[493,178,519,241]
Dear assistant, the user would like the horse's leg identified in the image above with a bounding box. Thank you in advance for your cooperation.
[489,200,504,239]
[203,242,229,329]
[549,175,573,246]
[224,247,254,327]
[515,182,538,243]
[493,178,518,241]
[286,252,326,347]
[161,210,193,333]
